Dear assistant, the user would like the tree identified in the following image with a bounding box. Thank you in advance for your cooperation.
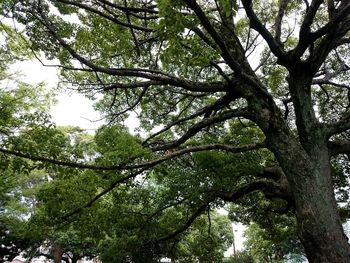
[244,222,305,263]
[229,191,305,261]
[2,0,350,262]
[170,212,233,263]
[0,23,57,261]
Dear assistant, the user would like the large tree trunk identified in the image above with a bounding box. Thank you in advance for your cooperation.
[247,72,350,262]
[269,131,350,262]
[291,148,350,262]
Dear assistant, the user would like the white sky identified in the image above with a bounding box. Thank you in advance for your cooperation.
[16,59,104,131]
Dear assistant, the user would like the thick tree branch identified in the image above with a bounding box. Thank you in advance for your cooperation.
[325,115,350,138]
[311,2,350,41]
[241,0,288,64]
[292,0,323,59]
[182,0,244,75]
[220,166,293,203]
[328,140,350,156]
[190,26,218,50]
[183,0,272,98]
[327,0,336,20]
[308,3,350,72]
[274,0,290,43]
[157,165,291,243]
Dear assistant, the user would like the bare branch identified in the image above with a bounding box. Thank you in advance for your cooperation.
[123,0,141,56]
[103,81,161,91]
[108,86,148,121]
[312,79,350,90]
[143,93,242,145]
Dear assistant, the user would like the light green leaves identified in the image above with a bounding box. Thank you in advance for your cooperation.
[218,0,239,18]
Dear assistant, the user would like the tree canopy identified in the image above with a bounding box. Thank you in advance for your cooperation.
[1,0,350,262]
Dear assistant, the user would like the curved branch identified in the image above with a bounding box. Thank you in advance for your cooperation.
[96,0,158,14]
[220,175,293,204]
[292,0,323,59]
[311,2,350,41]
[60,142,266,221]
[0,142,266,171]
[62,168,148,220]
[325,115,350,138]
[32,7,227,93]
[312,79,350,90]
[152,109,249,151]
[143,93,242,146]
[156,202,209,242]
[274,0,290,43]
[110,86,148,119]
[183,0,244,75]
[183,0,272,100]
[328,140,350,156]
[241,0,288,64]
[156,165,292,243]
[56,0,153,32]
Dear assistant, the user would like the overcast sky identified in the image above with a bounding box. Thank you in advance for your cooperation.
[19,60,102,128]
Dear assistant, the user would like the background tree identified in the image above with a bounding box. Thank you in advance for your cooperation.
[229,191,305,261]
[1,0,350,262]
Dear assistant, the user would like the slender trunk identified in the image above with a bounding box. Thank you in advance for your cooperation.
[51,243,64,263]
[72,255,80,263]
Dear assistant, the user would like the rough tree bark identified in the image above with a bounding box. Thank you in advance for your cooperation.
[251,76,350,261]
[51,243,64,263]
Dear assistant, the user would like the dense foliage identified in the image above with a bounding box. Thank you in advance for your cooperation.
[0,0,350,262]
